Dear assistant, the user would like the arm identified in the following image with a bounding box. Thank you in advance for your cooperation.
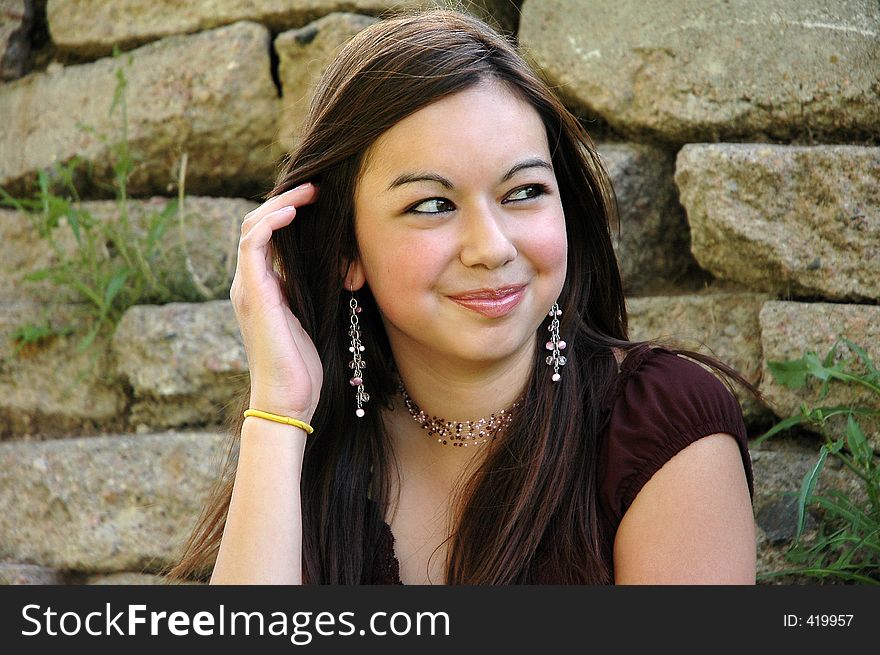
[210,419,307,584]
[612,433,756,584]
[209,183,322,584]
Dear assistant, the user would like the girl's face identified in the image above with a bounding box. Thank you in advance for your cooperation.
[349,79,567,371]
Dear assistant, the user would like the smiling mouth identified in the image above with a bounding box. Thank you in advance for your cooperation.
[447,285,526,318]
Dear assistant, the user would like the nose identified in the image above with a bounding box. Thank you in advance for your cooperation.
[458,202,518,269]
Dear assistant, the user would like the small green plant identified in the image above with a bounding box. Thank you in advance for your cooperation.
[11,320,75,356]
[1,53,216,353]
[755,337,880,584]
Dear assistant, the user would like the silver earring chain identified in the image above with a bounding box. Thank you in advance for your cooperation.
[348,295,369,417]
[545,303,567,382]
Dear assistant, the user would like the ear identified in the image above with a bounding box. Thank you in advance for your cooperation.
[342,257,366,292]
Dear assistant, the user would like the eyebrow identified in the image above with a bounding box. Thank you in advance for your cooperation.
[385,157,553,191]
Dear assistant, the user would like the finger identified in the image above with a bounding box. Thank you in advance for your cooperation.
[240,183,318,238]
[238,206,299,284]
[242,183,319,235]
[265,239,276,277]
[258,206,299,272]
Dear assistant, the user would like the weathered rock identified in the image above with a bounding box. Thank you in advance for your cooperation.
[0,561,63,584]
[0,302,128,439]
[597,143,699,294]
[759,301,880,441]
[47,0,520,57]
[112,301,248,429]
[626,292,773,423]
[750,437,867,584]
[519,0,880,144]
[0,21,279,198]
[276,13,379,154]
[0,208,56,304]
[0,197,257,305]
[0,430,227,571]
[0,0,33,81]
[87,571,202,584]
[676,144,880,301]
[755,495,809,546]
[750,439,865,513]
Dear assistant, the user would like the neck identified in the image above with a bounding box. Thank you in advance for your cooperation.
[394,342,533,424]
[383,338,535,479]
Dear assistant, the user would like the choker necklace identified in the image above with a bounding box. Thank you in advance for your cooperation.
[398,382,520,447]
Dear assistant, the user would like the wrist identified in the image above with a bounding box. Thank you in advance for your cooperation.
[247,393,315,425]
[243,409,314,434]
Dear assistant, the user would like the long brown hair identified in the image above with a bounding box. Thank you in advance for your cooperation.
[166,8,761,584]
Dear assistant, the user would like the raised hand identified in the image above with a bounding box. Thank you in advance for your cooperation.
[230,183,322,423]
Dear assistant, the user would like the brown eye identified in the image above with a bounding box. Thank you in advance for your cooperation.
[505,184,547,202]
[409,198,455,214]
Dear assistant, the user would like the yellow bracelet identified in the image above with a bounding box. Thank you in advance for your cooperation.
[243,409,314,434]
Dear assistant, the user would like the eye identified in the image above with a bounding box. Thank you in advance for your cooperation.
[504,183,549,203]
[407,198,456,215]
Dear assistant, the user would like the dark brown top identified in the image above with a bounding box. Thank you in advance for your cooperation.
[369,345,755,584]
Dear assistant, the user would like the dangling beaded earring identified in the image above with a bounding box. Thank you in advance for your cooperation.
[545,302,567,382]
[348,289,369,417]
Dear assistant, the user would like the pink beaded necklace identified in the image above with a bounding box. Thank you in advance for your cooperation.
[398,382,520,447]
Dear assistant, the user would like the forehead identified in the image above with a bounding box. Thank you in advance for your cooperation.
[359,79,550,182]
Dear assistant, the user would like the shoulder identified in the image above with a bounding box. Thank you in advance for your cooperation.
[597,345,754,530]
[612,431,757,583]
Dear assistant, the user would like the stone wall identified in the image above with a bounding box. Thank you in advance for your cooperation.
[0,0,877,584]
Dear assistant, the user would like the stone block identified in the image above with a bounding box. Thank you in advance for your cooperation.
[0,302,127,439]
[758,300,880,442]
[676,144,880,301]
[0,21,279,198]
[112,301,248,429]
[48,0,520,57]
[519,0,880,143]
[0,561,63,584]
[0,430,227,571]
[275,12,378,154]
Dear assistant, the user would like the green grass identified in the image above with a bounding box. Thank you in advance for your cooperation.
[1,52,219,354]
[755,338,880,584]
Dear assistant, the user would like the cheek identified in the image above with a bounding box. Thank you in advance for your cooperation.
[361,231,450,302]
[520,211,568,276]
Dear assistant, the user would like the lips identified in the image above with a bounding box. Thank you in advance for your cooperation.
[447,285,526,319]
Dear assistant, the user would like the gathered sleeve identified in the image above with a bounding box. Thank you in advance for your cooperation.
[597,347,755,532]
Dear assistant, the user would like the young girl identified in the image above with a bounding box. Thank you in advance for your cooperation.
[168,9,757,585]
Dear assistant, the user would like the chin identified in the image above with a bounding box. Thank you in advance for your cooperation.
[444,334,537,367]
